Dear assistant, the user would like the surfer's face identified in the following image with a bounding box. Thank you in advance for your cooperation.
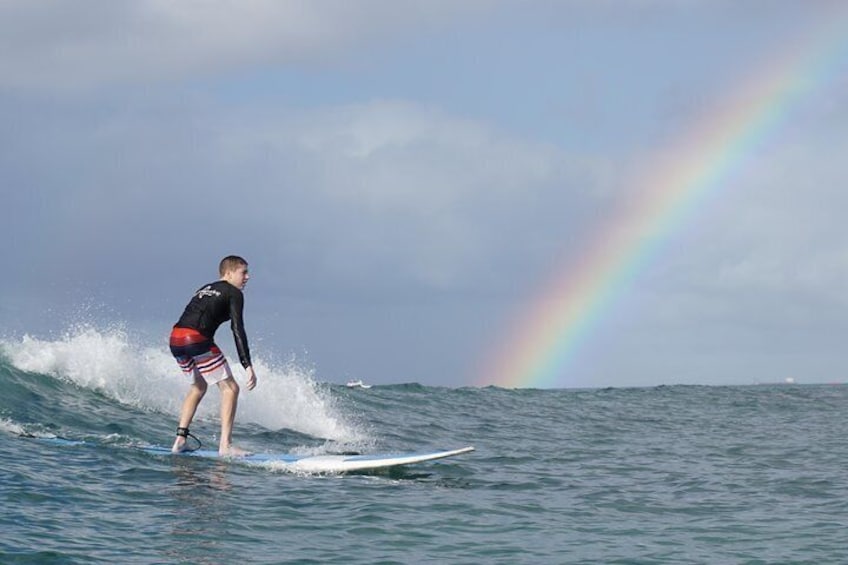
[223,265,250,290]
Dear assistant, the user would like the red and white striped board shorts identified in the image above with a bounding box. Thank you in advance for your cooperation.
[169,327,233,385]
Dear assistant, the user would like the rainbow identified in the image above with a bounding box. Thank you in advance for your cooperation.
[476,15,848,389]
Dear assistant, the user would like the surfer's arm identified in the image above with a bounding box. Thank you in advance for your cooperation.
[229,293,257,390]
[228,288,252,369]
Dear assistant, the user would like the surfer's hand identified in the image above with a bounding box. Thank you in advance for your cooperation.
[245,366,257,391]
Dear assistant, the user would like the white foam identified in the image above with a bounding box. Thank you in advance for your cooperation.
[0,417,26,436]
[1,325,368,444]
[240,356,369,444]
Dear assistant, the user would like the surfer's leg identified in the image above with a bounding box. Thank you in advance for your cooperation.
[217,377,248,456]
[172,375,207,453]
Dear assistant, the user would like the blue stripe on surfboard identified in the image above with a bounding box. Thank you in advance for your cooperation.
[142,446,302,463]
[30,437,86,447]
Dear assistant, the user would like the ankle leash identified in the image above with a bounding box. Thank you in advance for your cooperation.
[175,427,202,452]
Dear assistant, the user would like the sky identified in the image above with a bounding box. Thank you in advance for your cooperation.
[1,1,847,388]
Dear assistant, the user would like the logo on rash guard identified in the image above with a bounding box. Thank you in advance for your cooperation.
[196,286,222,299]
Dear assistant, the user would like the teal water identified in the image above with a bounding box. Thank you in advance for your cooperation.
[2,328,847,564]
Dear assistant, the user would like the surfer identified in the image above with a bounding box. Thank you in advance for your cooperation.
[169,255,258,456]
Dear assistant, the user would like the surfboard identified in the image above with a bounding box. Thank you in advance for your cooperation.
[142,445,475,473]
[28,435,473,473]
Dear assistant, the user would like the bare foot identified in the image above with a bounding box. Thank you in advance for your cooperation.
[171,437,188,453]
[219,445,251,457]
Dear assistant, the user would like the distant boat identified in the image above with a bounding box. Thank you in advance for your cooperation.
[345,379,372,389]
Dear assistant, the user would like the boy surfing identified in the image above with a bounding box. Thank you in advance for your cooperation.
[169,255,258,456]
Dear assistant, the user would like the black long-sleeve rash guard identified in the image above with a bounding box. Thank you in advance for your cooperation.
[175,280,252,368]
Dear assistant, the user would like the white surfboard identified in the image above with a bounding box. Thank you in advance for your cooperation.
[143,445,475,473]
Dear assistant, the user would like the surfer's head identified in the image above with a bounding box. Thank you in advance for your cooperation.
[219,255,249,289]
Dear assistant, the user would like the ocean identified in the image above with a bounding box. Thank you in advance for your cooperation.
[1,327,847,564]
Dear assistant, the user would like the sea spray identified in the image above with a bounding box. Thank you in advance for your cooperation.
[0,417,26,437]
[241,355,371,447]
[0,324,369,448]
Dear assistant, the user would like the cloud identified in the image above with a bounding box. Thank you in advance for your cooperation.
[635,131,848,337]
[0,1,487,90]
[1,92,615,303]
[256,100,611,290]
[203,99,617,294]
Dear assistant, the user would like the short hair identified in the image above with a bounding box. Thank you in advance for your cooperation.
[219,255,248,277]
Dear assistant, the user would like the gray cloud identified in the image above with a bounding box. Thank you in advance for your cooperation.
[3,93,612,291]
[0,1,487,90]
